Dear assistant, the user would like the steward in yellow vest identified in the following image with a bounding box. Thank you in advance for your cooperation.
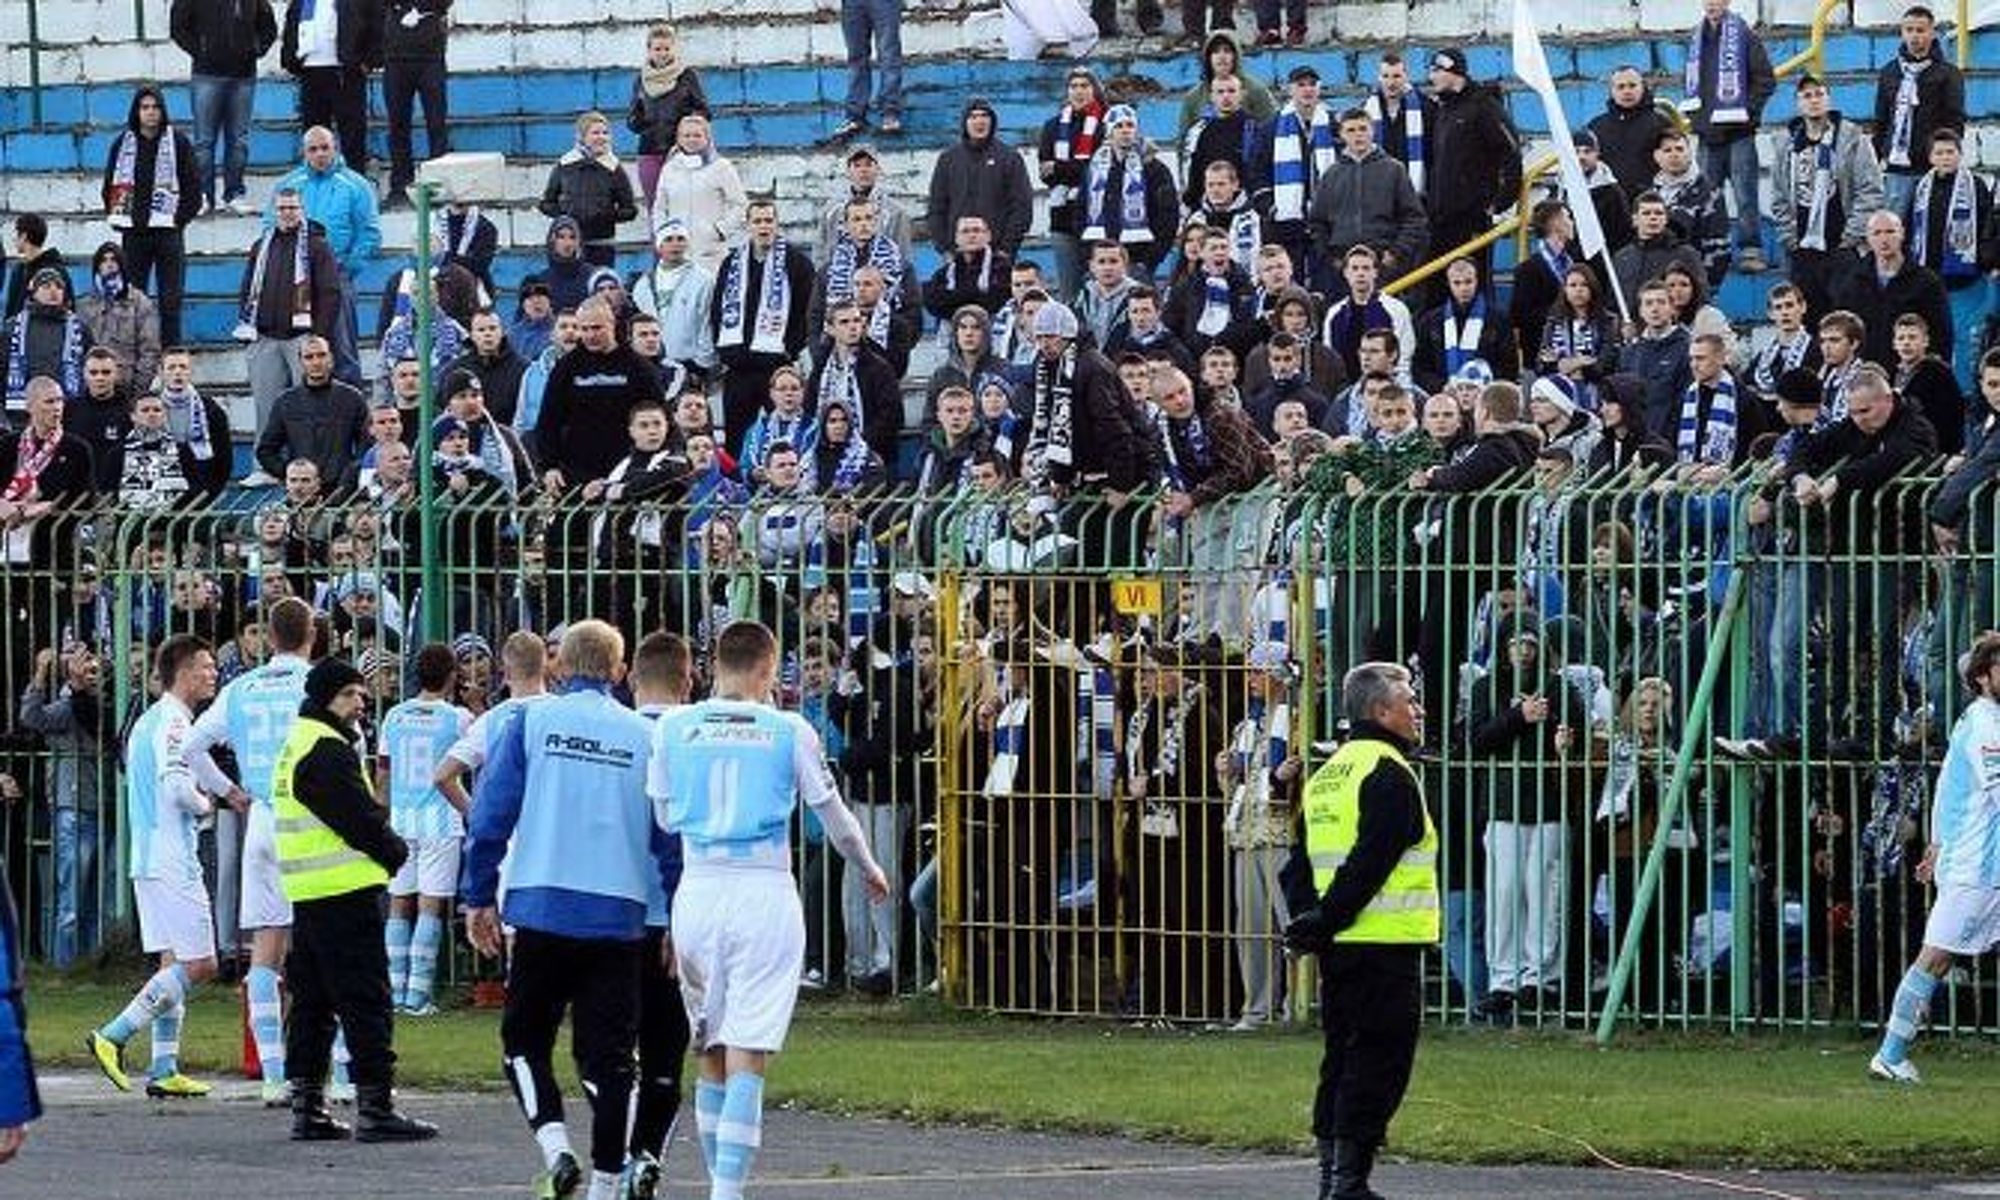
[1280,662,1434,1200]
[273,657,434,1145]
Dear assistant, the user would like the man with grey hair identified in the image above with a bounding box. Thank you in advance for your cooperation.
[1022,299,1159,568]
[1283,660,1434,1200]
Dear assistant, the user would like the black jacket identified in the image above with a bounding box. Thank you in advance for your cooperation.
[1871,48,1965,173]
[3,248,70,321]
[1827,254,1955,369]
[171,0,277,78]
[280,0,383,73]
[1412,298,1517,394]
[255,377,371,482]
[1931,410,2000,551]
[289,708,408,877]
[0,429,95,567]
[1777,397,1938,554]
[922,251,1014,323]
[1587,89,1675,202]
[707,243,817,371]
[69,391,135,490]
[806,341,904,459]
[382,0,451,63]
[1032,344,1162,493]
[538,154,639,250]
[627,71,710,158]
[443,341,529,427]
[1427,82,1521,222]
[100,88,205,231]
[925,100,1034,256]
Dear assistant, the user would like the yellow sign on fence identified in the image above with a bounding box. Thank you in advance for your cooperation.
[1110,577,1163,616]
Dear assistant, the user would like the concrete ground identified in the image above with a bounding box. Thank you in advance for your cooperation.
[8,1073,1985,1198]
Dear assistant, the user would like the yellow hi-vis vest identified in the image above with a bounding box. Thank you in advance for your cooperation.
[272,717,391,902]
[1301,738,1440,945]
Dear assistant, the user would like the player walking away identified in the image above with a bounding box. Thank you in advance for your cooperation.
[1870,630,2000,1084]
[183,594,315,1105]
[625,631,696,1199]
[434,629,551,814]
[648,620,889,1200]
[462,621,682,1200]
[87,634,222,1099]
[377,644,471,1016]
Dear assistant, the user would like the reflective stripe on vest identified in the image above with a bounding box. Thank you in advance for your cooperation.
[1300,737,1441,945]
[271,717,391,902]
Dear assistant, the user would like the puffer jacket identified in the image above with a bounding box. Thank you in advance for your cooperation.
[539,150,639,251]
[649,150,748,272]
[269,154,381,276]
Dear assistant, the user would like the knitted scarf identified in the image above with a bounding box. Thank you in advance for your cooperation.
[3,426,60,501]
[1820,357,1857,425]
[863,296,894,352]
[1536,240,1573,288]
[94,270,127,303]
[446,206,484,259]
[1752,328,1813,396]
[240,226,313,335]
[107,128,179,231]
[816,350,865,436]
[1886,54,1931,169]
[1196,273,1235,338]
[1789,118,1840,252]
[717,241,791,354]
[989,302,1019,359]
[1687,12,1754,125]
[1911,169,1979,280]
[160,383,214,462]
[117,425,189,511]
[1441,293,1487,377]
[1270,104,1338,222]
[641,40,685,99]
[1204,199,1263,272]
[1364,91,1425,195]
[824,233,905,304]
[1030,343,1078,482]
[1157,408,1213,492]
[817,426,875,492]
[985,695,1030,797]
[1676,373,1737,465]
[1082,142,1153,243]
[742,410,816,472]
[1544,314,1604,361]
[1048,101,1105,210]
[5,310,85,408]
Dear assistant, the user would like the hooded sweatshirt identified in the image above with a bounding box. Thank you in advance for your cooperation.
[100,85,204,232]
[925,98,1034,257]
[535,217,594,313]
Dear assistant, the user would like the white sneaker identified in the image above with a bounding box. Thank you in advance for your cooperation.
[226,195,262,217]
[1868,1054,1921,1084]
[401,1001,439,1017]
[260,1077,289,1108]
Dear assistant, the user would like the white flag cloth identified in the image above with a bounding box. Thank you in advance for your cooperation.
[1000,0,1099,61]
[1513,0,1629,320]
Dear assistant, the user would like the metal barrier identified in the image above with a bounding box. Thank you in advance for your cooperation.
[3,467,1994,1043]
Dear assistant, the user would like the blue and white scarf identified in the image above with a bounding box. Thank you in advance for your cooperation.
[1535,240,1573,287]
[1441,294,1487,378]
[239,225,314,336]
[1911,169,1980,281]
[1789,119,1839,252]
[5,309,86,408]
[1686,12,1754,126]
[824,233,904,303]
[1083,141,1154,244]
[1752,328,1813,396]
[741,410,816,474]
[1543,315,1604,362]
[1364,91,1425,195]
[1196,274,1235,339]
[818,428,876,492]
[1269,104,1337,222]
[1157,408,1212,491]
[1203,199,1263,272]
[717,240,792,354]
[160,383,214,462]
[1819,357,1856,426]
[1323,293,1389,363]
[1676,373,1737,465]
[1886,54,1932,169]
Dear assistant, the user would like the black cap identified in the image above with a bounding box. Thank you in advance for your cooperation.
[1572,128,1599,151]
[1430,48,1469,77]
[519,279,551,301]
[1287,64,1321,84]
[444,367,483,397]
[304,656,367,710]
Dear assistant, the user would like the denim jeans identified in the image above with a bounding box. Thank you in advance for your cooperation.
[1880,171,1918,228]
[1443,888,1487,1008]
[1701,135,1762,253]
[330,269,363,386]
[841,0,903,125]
[1767,558,1821,740]
[189,74,256,203]
[50,807,101,968]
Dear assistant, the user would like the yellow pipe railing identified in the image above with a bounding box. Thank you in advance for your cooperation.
[1959,0,1972,69]
[1388,0,1842,298]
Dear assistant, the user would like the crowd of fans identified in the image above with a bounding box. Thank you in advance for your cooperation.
[0,0,1995,1026]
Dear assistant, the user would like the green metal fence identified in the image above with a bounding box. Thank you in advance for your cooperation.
[4,465,1995,1043]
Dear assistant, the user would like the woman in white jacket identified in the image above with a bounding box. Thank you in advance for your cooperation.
[650,113,748,272]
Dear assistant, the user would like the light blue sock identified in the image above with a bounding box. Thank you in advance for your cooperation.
[150,997,185,1079]
[407,913,443,1008]
[101,962,188,1046]
[385,916,414,1009]
[245,965,286,1081]
[694,1079,726,1178]
[710,1072,764,1200]
[332,1026,351,1086]
[1879,966,1939,1065]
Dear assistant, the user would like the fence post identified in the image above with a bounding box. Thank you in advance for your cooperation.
[414,182,448,643]
[1596,567,1746,1045]
[935,568,966,1004]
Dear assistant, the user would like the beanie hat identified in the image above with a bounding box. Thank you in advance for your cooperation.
[1031,300,1080,339]
[305,656,367,709]
[1531,374,1579,419]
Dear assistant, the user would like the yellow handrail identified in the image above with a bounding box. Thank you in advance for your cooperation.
[1960,0,1972,69]
[1387,0,1841,298]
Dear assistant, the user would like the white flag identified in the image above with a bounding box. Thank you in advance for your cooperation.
[1512,0,1629,320]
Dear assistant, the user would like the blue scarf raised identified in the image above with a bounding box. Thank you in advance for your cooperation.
[1686,12,1754,125]
[6,309,86,409]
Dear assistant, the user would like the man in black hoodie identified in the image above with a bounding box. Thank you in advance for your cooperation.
[100,86,202,345]
[708,199,816,449]
[3,215,70,321]
[1424,49,1521,292]
[539,296,666,492]
[925,98,1033,259]
[444,309,529,426]
[170,0,277,214]
[275,655,434,1143]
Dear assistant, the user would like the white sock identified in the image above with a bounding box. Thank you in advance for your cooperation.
[585,1169,620,1200]
[535,1121,573,1171]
